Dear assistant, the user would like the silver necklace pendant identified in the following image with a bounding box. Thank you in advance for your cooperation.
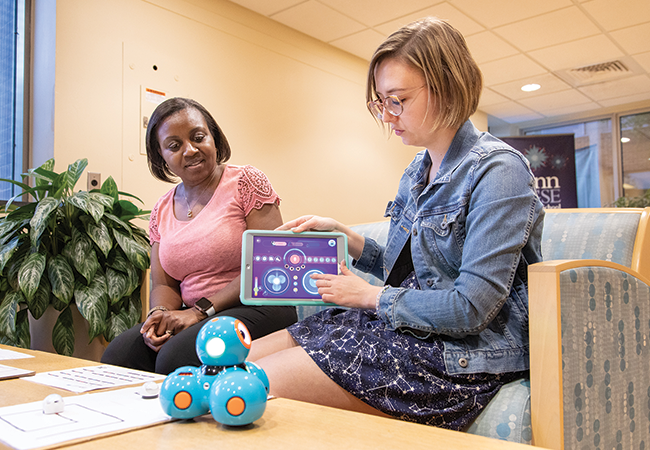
[187,209,193,218]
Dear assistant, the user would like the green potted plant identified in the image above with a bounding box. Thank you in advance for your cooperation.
[613,189,650,207]
[0,158,150,356]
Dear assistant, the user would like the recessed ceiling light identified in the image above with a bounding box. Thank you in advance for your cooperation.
[521,83,541,92]
[621,137,631,143]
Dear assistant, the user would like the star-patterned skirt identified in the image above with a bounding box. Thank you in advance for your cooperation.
[287,307,526,430]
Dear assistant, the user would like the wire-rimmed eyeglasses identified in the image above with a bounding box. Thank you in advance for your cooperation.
[367,86,426,120]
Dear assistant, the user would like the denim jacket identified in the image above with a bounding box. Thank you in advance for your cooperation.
[354,120,544,375]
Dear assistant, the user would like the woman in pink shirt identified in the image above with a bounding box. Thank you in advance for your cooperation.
[101,98,297,374]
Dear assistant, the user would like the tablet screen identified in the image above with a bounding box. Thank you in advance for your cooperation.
[241,231,347,304]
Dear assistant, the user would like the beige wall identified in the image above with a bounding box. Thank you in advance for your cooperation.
[45,0,487,227]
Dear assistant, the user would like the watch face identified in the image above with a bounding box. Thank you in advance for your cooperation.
[196,297,211,311]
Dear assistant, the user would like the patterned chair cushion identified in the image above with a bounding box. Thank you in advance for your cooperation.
[466,379,532,445]
[542,211,640,266]
[558,266,650,449]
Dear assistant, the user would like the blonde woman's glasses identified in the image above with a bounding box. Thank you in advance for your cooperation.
[367,86,426,120]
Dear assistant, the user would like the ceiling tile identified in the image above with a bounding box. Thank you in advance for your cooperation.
[374,3,484,37]
[479,101,544,123]
[227,0,305,16]
[270,1,366,42]
[330,29,386,61]
[528,34,624,71]
[490,73,572,100]
[536,102,601,117]
[478,88,509,107]
[493,7,600,52]
[465,31,518,64]
[635,51,650,73]
[582,0,650,31]
[450,0,572,28]
[518,89,593,113]
[610,23,650,55]
[480,54,547,85]
[598,91,650,108]
[578,74,650,101]
[318,0,441,27]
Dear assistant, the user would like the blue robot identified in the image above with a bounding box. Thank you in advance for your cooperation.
[159,316,268,426]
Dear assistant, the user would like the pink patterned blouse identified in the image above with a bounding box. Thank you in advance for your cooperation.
[149,165,280,307]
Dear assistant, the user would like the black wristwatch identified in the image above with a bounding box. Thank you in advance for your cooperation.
[194,297,216,317]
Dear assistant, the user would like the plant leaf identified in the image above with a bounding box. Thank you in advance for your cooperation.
[125,262,141,296]
[68,228,99,283]
[67,191,90,216]
[117,190,145,205]
[30,197,60,248]
[47,254,74,306]
[6,253,26,291]
[67,159,88,189]
[18,252,46,303]
[50,172,69,199]
[69,191,103,224]
[100,176,119,201]
[52,306,75,356]
[51,295,69,312]
[89,192,115,209]
[5,201,37,221]
[30,276,51,320]
[112,229,150,270]
[104,213,132,235]
[105,267,128,304]
[104,305,134,342]
[128,287,142,326]
[0,237,20,273]
[84,219,112,258]
[0,290,22,340]
[14,309,30,348]
[108,254,140,295]
[0,218,27,245]
[74,274,108,342]
[0,177,32,192]
[29,166,58,185]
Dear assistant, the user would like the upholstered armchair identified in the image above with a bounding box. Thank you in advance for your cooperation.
[295,207,650,446]
[529,207,650,449]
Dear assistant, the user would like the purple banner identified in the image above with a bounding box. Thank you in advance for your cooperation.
[502,134,577,209]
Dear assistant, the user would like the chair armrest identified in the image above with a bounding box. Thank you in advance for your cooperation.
[529,259,650,450]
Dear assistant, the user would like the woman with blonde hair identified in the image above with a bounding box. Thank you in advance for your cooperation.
[248,17,544,430]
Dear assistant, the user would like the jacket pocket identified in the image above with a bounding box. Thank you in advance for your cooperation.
[420,209,465,273]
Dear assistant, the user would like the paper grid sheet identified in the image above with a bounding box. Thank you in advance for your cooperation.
[0,386,171,450]
[24,365,165,393]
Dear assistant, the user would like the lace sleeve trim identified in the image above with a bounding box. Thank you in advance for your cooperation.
[149,202,161,245]
[238,165,280,216]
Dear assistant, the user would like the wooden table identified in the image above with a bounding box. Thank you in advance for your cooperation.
[0,344,544,450]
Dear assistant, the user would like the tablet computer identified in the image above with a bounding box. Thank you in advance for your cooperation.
[240,230,348,306]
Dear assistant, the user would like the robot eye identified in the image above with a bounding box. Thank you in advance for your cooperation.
[235,320,252,349]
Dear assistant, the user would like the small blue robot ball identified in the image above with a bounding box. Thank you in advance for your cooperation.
[209,366,267,426]
[159,366,209,419]
[245,361,270,394]
[196,317,252,366]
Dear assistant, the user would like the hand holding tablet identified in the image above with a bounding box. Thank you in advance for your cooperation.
[240,230,348,306]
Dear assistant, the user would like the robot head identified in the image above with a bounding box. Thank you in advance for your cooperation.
[196,316,252,366]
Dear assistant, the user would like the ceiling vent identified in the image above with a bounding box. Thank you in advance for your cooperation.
[556,59,635,87]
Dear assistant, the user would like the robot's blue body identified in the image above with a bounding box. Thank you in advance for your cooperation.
[159,316,268,426]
